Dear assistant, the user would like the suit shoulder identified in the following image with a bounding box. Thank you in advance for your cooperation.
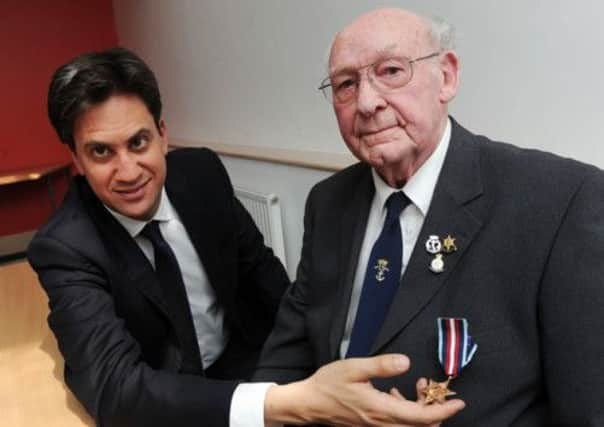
[309,161,369,196]
[451,119,602,185]
[32,182,93,240]
[27,183,105,267]
[166,146,221,168]
[476,135,603,191]
[166,147,229,182]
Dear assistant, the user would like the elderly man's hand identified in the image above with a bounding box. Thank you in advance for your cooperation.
[264,354,465,426]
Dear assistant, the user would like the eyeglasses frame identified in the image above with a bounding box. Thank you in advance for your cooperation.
[318,51,442,104]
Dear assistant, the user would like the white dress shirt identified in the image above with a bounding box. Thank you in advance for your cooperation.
[107,188,228,368]
[340,119,451,357]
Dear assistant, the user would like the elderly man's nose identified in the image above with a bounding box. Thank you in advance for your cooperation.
[356,78,387,116]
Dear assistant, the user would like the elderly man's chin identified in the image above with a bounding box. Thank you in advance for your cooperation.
[356,137,416,167]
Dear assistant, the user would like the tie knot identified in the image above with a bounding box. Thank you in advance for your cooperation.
[140,220,162,243]
[385,192,410,220]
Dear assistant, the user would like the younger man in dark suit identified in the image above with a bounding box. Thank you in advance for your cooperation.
[255,8,604,426]
[28,48,464,426]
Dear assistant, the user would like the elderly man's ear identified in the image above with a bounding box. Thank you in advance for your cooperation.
[439,51,460,103]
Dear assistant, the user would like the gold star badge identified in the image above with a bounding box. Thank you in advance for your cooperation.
[442,235,457,253]
[421,378,457,404]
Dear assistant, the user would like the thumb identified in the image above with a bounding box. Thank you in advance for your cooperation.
[340,354,411,382]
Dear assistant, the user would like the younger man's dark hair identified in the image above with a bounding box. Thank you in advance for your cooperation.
[47,47,162,150]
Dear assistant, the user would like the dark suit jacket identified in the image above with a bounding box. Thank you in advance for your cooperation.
[28,148,289,427]
[255,119,604,426]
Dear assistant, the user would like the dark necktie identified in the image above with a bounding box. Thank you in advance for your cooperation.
[346,192,411,358]
[140,220,203,373]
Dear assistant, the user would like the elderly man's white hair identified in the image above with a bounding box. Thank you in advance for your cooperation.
[426,14,455,50]
[321,9,456,73]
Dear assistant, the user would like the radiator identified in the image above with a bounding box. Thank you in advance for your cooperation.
[234,187,287,268]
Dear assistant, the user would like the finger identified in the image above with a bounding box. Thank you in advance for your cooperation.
[380,423,441,427]
[409,399,466,425]
[378,397,465,425]
[336,354,410,382]
[389,387,407,401]
[416,377,428,403]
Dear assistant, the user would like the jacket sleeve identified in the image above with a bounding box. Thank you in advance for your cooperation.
[231,193,291,342]
[252,187,318,383]
[190,147,291,347]
[538,167,604,425]
[28,235,238,427]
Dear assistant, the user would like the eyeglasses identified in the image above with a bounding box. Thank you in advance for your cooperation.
[318,52,441,104]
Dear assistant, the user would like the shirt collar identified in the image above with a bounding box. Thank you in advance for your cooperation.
[105,187,175,238]
[371,118,451,215]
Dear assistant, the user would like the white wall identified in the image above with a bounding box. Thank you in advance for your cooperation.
[114,0,604,164]
[220,156,330,278]
[113,0,604,274]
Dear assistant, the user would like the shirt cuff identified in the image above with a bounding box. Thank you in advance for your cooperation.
[229,382,280,427]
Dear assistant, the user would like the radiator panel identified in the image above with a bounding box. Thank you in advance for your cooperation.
[234,187,287,268]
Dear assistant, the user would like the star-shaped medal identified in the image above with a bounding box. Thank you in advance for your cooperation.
[421,378,457,404]
[442,235,457,253]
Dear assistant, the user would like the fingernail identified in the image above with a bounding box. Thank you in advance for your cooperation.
[392,355,407,370]
[455,400,466,410]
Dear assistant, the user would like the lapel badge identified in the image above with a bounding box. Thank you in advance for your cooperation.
[374,258,390,282]
[429,254,445,274]
[425,235,442,254]
[442,235,457,253]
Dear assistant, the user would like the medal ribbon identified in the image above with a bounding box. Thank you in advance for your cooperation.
[437,317,477,378]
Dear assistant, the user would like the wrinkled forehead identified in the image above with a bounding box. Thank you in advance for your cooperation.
[329,11,433,74]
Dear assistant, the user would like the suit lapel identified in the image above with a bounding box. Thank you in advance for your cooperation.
[328,165,374,358]
[77,177,170,318]
[372,121,485,353]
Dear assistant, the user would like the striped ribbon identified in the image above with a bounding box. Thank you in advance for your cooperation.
[437,317,478,378]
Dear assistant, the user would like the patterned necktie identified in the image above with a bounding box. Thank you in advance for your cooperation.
[347,191,411,358]
[140,220,203,373]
